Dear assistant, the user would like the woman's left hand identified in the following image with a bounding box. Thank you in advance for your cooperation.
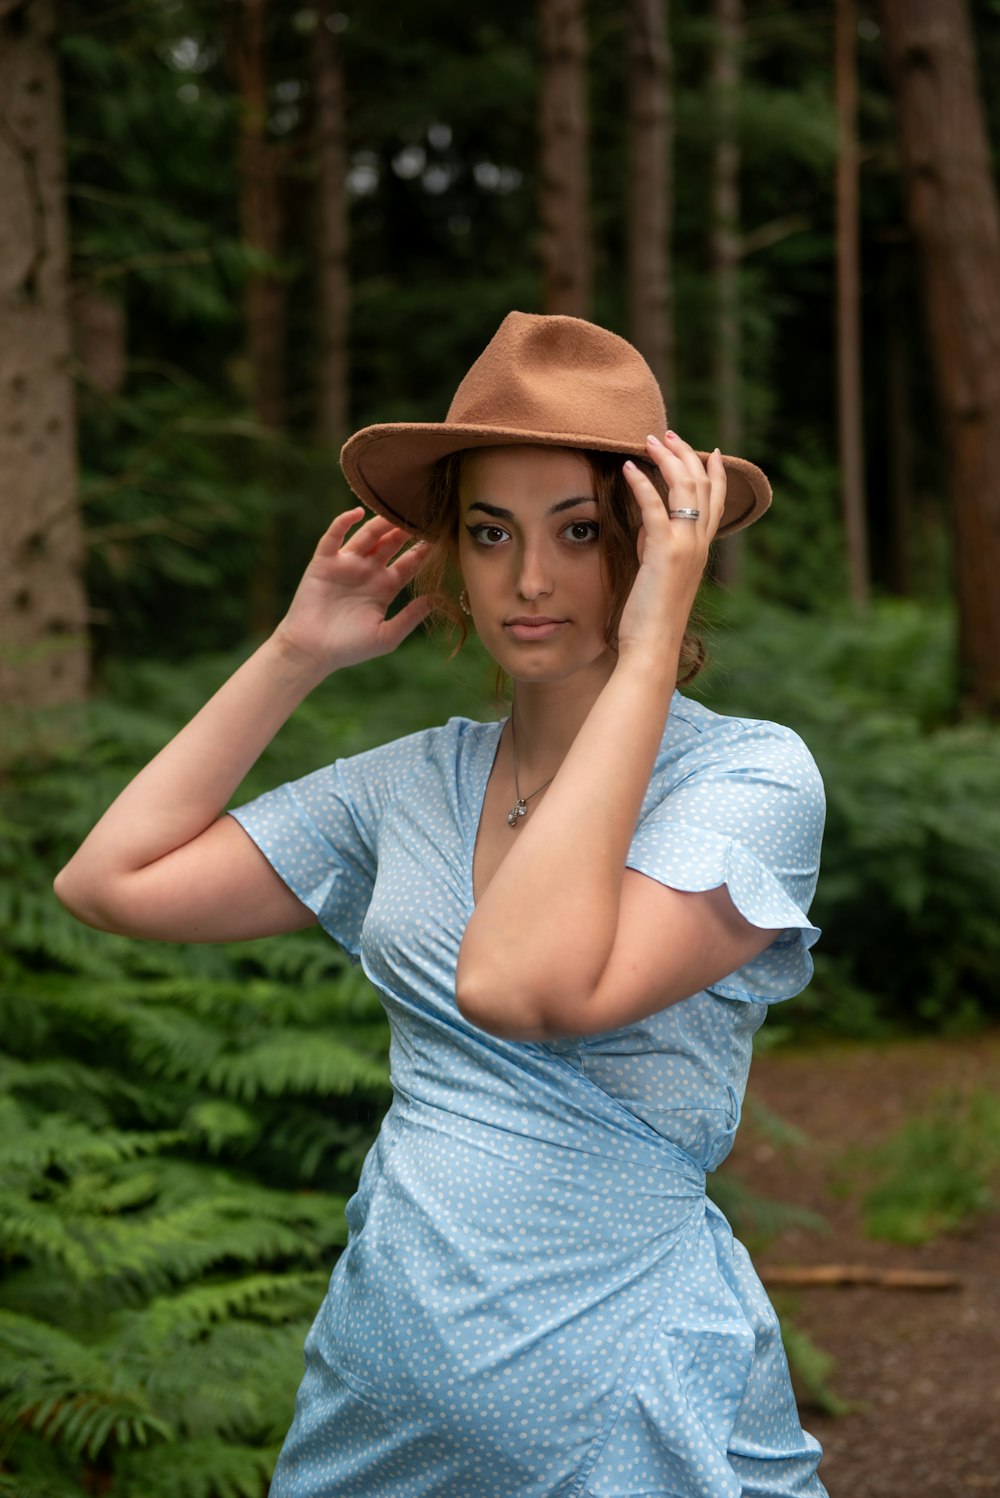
[617,433,726,657]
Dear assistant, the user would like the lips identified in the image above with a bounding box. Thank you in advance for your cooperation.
[504,617,567,641]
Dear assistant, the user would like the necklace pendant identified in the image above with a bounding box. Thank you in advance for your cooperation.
[507,799,527,828]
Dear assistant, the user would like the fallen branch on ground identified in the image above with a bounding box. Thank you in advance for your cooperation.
[760,1264,960,1290]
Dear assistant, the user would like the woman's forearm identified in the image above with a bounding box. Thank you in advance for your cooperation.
[456,641,680,1034]
[55,635,328,896]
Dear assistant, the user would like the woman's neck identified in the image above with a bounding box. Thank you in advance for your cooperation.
[507,653,620,779]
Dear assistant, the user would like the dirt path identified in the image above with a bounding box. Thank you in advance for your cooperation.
[724,1031,1000,1498]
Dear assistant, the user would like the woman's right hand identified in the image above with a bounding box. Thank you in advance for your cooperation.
[272,508,435,676]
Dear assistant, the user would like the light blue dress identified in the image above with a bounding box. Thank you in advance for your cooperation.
[230,691,829,1497]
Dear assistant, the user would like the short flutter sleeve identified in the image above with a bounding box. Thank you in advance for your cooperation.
[229,751,387,961]
[627,716,825,1003]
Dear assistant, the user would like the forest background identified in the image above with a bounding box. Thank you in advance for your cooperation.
[2,0,1000,1494]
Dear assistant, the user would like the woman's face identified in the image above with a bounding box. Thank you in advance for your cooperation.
[456,445,615,685]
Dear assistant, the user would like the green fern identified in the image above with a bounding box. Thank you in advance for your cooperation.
[0,1311,176,1458]
[114,1437,279,1498]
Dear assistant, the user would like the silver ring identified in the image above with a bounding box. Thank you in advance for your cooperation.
[668,507,701,520]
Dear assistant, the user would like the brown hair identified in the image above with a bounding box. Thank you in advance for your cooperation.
[411,447,706,686]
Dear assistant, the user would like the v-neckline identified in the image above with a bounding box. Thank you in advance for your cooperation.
[467,718,507,911]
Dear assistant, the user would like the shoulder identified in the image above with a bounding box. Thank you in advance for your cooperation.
[639,692,825,831]
[662,691,822,786]
[331,715,498,801]
[338,716,494,774]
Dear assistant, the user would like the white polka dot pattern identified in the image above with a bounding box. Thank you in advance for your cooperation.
[228,692,828,1496]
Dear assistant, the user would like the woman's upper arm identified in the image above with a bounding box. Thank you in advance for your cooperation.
[54,814,317,943]
[539,726,824,1036]
[551,870,780,1034]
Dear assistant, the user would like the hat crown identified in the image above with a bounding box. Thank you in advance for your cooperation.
[446,311,667,444]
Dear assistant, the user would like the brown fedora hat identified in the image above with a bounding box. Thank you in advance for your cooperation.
[340,311,771,537]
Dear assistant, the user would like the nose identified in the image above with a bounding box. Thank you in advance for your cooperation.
[516,538,553,601]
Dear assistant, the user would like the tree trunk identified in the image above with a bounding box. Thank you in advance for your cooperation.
[230,0,286,628]
[538,0,591,317]
[885,245,913,596]
[627,0,672,395]
[0,0,89,709]
[232,0,285,433]
[881,0,1000,713]
[311,1,350,449]
[710,0,743,587]
[836,0,870,607]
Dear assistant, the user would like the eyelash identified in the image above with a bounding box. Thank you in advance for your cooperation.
[466,520,600,548]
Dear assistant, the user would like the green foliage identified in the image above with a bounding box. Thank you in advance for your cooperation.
[778,1315,855,1417]
[0,632,505,1493]
[691,593,1000,1030]
[845,1087,1000,1245]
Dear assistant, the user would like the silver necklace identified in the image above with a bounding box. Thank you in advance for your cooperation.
[506,715,557,828]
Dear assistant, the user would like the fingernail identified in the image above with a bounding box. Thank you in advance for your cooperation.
[646,433,660,446]
[665,430,677,440]
[713,446,721,458]
[623,460,637,472]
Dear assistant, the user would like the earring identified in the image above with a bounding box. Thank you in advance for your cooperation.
[459,589,472,616]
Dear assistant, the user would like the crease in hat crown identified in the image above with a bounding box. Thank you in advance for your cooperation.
[340,311,771,537]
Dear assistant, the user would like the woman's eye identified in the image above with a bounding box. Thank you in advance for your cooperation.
[467,524,510,547]
[564,520,600,544]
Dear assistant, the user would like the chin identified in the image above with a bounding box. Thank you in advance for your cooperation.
[499,647,613,688]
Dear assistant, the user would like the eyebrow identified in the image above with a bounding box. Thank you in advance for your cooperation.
[465,496,598,520]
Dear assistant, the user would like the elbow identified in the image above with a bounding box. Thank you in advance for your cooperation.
[53,864,82,916]
[455,969,551,1042]
[53,862,114,932]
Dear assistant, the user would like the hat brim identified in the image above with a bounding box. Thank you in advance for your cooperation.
[340,422,771,538]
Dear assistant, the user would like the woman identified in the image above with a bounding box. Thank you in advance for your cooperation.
[55,312,828,1497]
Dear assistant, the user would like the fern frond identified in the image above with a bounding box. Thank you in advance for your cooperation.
[205,1031,388,1100]
[0,1196,98,1282]
[0,1111,185,1178]
[0,1430,86,1498]
[59,1175,347,1295]
[0,1311,174,1459]
[134,1272,326,1337]
[182,1101,261,1154]
[121,1319,303,1442]
[265,1106,374,1181]
[0,1057,117,1125]
[116,1436,279,1498]
[0,889,133,982]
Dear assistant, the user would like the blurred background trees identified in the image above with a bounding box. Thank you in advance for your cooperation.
[2,0,997,701]
[3,1,1000,1492]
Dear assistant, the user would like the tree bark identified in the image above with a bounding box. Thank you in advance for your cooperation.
[881,0,1000,713]
[230,0,286,630]
[311,1,350,449]
[627,0,672,395]
[232,0,286,434]
[710,0,743,587]
[538,0,591,317]
[0,0,89,709]
[885,245,914,596]
[836,0,870,607]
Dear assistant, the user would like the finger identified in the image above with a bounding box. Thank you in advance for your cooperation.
[622,461,673,533]
[648,431,710,487]
[314,506,366,556]
[705,448,727,536]
[386,538,432,579]
[340,512,402,556]
[645,435,710,528]
[368,525,418,563]
[375,594,436,653]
